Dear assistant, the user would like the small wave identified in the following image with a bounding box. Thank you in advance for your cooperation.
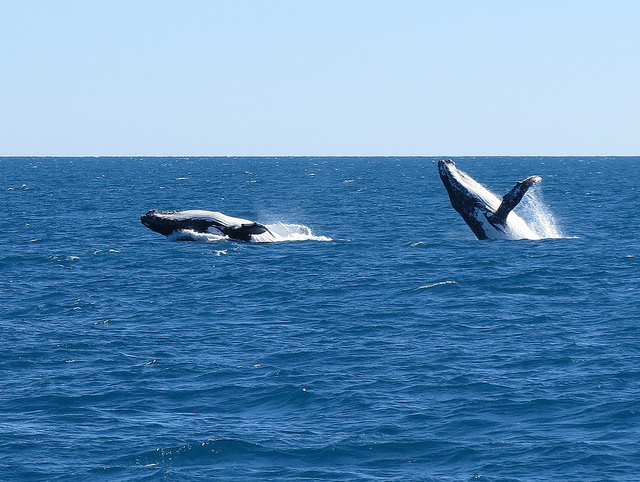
[413,281,458,291]
[121,439,266,468]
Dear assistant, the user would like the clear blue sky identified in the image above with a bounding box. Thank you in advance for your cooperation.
[1,0,638,156]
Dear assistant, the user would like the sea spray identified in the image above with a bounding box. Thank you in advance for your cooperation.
[166,223,331,243]
[519,189,563,239]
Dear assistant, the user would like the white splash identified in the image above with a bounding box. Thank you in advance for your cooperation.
[518,189,563,239]
[167,223,331,243]
[254,223,332,243]
[167,230,226,242]
[468,182,563,240]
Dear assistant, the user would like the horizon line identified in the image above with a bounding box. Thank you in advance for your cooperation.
[2,154,639,159]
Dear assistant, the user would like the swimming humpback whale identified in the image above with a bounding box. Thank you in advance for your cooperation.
[141,209,273,242]
[438,159,542,240]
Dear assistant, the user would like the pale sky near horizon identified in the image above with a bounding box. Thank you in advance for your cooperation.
[1,0,639,156]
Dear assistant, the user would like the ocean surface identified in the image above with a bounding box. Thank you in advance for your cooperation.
[1,156,639,481]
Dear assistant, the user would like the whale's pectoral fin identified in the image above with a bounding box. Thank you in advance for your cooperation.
[489,175,542,224]
[222,222,269,241]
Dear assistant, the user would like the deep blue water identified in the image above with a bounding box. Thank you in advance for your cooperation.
[1,157,639,481]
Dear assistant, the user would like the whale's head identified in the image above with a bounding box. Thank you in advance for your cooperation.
[140,209,178,236]
[140,209,157,228]
[438,159,494,212]
[438,159,505,239]
[140,209,160,227]
[438,159,459,194]
[437,158,456,179]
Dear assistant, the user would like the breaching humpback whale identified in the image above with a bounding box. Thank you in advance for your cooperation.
[438,159,542,240]
[141,209,273,242]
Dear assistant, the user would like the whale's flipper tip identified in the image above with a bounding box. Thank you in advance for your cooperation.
[522,175,542,187]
